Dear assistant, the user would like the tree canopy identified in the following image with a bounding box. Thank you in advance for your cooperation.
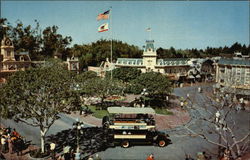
[0,18,72,60]
[107,67,141,83]
[129,72,172,95]
[0,59,80,153]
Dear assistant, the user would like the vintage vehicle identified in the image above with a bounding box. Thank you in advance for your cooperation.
[102,107,171,148]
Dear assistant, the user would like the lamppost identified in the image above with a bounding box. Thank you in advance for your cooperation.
[72,118,84,160]
[141,88,149,107]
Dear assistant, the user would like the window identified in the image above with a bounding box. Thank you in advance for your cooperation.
[220,67,225,73]
[6,51,11,57]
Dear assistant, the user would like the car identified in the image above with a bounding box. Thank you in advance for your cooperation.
[102,107,171,148]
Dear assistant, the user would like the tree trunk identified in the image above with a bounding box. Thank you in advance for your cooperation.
[40,128,48,153]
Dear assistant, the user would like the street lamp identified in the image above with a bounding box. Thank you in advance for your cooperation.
[141,88,149,107]
[72,118,84,160]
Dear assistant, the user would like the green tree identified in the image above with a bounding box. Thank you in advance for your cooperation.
[0,18,11,41]
[130,72,172,95]
[76,71,97,82]
[108,67,141,83]
[10,20,42,60]
[42,25,72,59]
[82,77,124,106]
[0,59,80,153]
[70,39,143,69]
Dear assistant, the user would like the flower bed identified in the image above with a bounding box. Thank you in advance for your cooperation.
[104,95,125,102]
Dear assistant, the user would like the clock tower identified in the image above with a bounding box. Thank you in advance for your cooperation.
[1,36,15,62]
[142,40,157,72]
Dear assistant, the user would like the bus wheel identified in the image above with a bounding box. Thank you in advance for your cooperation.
[121,140,130,148]
[158,139,166,147]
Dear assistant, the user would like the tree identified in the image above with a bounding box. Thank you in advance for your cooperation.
[70,39,143,68]
[108,67,141,83]
[0,18,11,41]
[184,87,250,159]
[9,20,42,60]
[82,77,124,106]
[130,72,172,95]
[0,59,80,153]
[76,71,98,82]
[42,25,72,59]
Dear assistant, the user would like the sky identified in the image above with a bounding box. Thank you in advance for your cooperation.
[1,1,249,50]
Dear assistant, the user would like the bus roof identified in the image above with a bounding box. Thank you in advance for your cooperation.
[107,107,155,114]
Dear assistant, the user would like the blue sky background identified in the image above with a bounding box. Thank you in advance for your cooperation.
[1,1,249,49]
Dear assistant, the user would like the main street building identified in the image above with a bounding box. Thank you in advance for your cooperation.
[115,40,215,83]
[215,58,250,89]
[0,36,79,82]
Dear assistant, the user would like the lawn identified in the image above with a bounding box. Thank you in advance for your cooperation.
[88,105,109,119]
[154,108,174,115]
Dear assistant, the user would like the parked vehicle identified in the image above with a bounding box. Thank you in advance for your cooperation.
[102,107,171,148]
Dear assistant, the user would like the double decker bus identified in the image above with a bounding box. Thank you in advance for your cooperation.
[102,107,171,148]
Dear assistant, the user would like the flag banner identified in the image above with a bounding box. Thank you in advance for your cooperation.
[146,27,151,32]
[97,10,110,21]
[98,23,109,32]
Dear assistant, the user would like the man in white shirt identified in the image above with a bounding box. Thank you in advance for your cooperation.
[50,142,56,160]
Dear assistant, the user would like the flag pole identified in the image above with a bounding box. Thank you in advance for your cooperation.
[110,6,113,80]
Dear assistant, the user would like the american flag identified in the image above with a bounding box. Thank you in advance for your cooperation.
[97,10,110,21]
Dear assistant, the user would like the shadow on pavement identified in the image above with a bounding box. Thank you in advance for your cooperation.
[46,127,108,159]
[46,127,172,159]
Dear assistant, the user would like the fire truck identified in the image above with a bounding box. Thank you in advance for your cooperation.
[102,107,171,148]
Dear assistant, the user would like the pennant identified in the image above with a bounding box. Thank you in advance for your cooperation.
[98,23,109,32]
[97,10,110,21]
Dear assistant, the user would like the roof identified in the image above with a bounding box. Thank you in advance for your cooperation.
[157,58,190,66]
[107,107,155,114]
[15,52,29,55]
[218,58,250,66]
[116,58,143,66]
[145,40,155,51]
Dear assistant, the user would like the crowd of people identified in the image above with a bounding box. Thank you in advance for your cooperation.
[0,126,26,156]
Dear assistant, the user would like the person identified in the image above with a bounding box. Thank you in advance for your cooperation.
[185,154,194,160]
[63,145,71,160]
[8,135,13,154]
[197,152,205,160]
[70,149,75,160]
[57,155,63,160]
[88,155,94,160]
[6,127,11,135]
[94,154,102,160]
[50,141,56,160]
[146,153,154,160]
[11,128,20,138]
[1,135,6,153]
